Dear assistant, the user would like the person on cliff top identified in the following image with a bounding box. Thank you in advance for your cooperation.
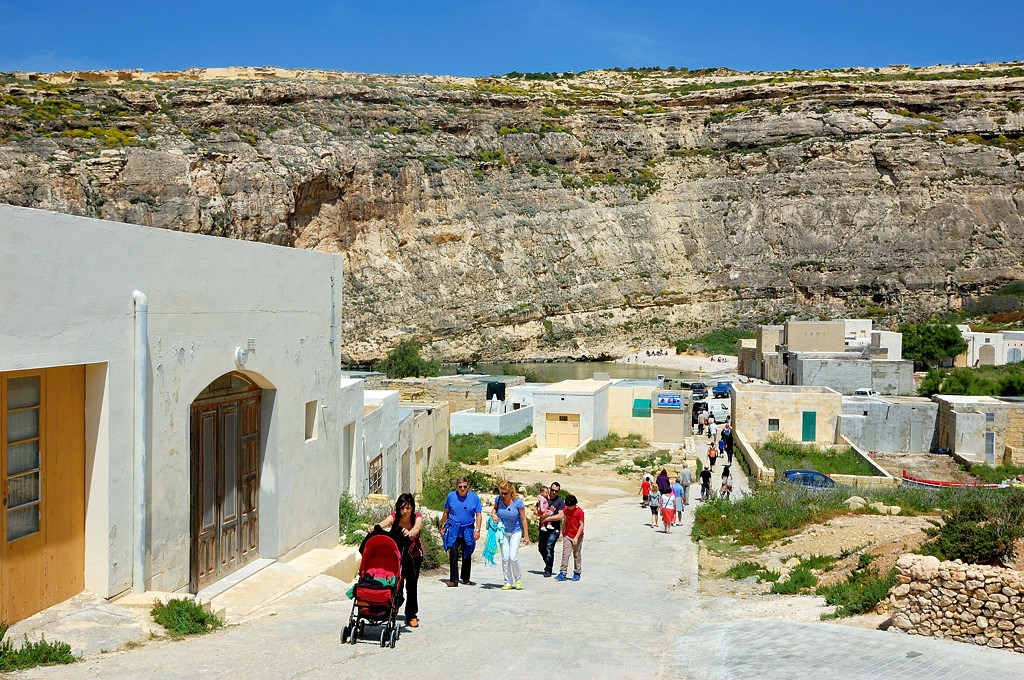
[441,477,482,587]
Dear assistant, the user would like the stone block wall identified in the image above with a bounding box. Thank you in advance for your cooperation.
[890,554,1024,652]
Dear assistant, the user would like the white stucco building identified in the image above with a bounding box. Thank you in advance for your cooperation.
[0,206,364,624]
[957,326,1024,367]
[532,379,609,448]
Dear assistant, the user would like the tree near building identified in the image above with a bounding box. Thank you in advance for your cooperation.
[899,322,968,367]
[373,338,440,378]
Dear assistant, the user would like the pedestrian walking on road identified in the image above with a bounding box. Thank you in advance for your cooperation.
[441,477,482,587]
[639,477,651,507]
[720,469,734,500]
[374,493,423,628]
[697,410,707,435]
[659,488,676,533]
[656,468,671,494]
[537,482,565,577]
[648,486,661,528]
[707,420,718,442]
[699,467,713,501]
[671,479,685,526]
[677,462,694,506]
[707,444,717,472]
[722,424,734,464]
[492,481,529,590]
[555,495,585,581]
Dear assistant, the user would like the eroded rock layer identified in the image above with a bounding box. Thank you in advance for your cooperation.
[2,64,1023,362]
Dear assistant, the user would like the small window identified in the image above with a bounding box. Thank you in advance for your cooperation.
[559,415,568,422]
[305,400,319,441]
[768,418,780,432]
[368,455,383,494]
[985,412,995,423]
[863,411,869,416]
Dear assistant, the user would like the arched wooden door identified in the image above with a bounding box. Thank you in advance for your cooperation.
[979,344,996,366]
[190,373,261,592]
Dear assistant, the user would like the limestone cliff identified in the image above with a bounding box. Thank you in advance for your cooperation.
[2,64,1023,363]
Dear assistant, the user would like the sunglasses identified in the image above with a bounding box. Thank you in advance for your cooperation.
[457,485,468,489]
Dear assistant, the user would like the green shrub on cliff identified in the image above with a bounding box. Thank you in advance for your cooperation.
[373,339,439,378]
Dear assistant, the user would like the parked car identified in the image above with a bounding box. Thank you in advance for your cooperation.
[707,401,730,423]
[712,381,732,399]
[691,400,709,425]
[783,469,838,490]
[690,382,708,400]
[663,378,691,391]
[692,400,730,424]
[852,388,880,397]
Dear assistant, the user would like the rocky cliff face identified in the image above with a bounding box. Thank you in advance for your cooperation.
[2,65,1023,363]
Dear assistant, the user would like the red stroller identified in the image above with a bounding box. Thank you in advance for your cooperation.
[341,530,404,648]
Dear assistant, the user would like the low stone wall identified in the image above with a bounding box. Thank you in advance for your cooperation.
[733,428,775,483]
[487,434,537,465]
[889,554,1024,652]
[555,437,593,468]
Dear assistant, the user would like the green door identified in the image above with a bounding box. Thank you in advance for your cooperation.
[801,411,816,442]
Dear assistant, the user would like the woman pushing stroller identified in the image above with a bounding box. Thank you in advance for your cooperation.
[374,493,423,628]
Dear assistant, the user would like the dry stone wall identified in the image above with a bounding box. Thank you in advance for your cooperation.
[890,554,1024,652]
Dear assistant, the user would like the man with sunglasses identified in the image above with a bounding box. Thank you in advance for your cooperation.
[441,477,483,587]
[537,481,566,577]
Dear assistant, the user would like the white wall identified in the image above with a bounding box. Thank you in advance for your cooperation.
[1,206,353,597]
[362,390,399,496]
[450,405,534,436]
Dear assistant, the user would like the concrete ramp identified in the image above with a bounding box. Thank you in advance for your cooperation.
[500,446,566,472]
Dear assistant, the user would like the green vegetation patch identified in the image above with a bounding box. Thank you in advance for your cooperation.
[150,598,222,637]
[449,427,533,465]
[723,561,762,580]
[373,338,439,378]
[0,623,75,671]
[693,485,847,546]
[918,489,1024,566]
[770,565,818,594]
[674,327,754,357]
[968,462,1024,484]
[918,365,1024,397]
[420,461,493,511]
[758,435,879,476]
[816,553,897,619]
[571,433,646,465]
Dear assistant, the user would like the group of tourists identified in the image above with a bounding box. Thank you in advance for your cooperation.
[639,464,694,534]
[440,478,585,591]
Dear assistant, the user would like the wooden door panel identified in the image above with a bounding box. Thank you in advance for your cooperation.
[190,381,260,592]
[2,366,85,624]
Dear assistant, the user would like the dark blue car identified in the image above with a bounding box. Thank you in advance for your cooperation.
[783,469,837,489]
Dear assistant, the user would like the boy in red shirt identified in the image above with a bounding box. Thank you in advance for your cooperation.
[555,495,585,582]
[639,478,652,507]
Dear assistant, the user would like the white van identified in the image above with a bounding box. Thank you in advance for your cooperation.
[707,402,730,423]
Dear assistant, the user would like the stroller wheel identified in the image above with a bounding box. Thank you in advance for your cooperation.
[341,625,349,644]
[389,627,398,648]
[380,628,388,647]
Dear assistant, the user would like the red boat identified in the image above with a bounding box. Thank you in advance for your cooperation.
[901,470,1004,489]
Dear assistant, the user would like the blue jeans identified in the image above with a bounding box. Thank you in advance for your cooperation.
[538,528,560,573]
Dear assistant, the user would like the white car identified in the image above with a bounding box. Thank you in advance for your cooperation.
[852,388,880,397]
[707,401,730,423]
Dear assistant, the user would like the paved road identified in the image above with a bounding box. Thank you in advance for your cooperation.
[16,498,1024,679]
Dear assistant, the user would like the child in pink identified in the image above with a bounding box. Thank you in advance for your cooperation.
[535,485,553,532]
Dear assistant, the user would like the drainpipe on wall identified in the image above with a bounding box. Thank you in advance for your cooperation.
[132,291,148,594]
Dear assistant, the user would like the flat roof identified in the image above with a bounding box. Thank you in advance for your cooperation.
[537,379,609,395]
[934,395,1003,404]
[735,384,840,395]
[611,379,662,387]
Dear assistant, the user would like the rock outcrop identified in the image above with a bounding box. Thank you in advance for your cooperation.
[2,64,1023,363]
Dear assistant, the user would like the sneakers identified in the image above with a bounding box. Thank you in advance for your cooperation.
[572,573,581,582]
[555,572,568,581]
[408,617,419,628]
[501,584,513,590]
[515,580,522,590]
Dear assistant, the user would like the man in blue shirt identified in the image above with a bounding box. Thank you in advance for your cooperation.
[537,481,566,577]
[441,477,482,586]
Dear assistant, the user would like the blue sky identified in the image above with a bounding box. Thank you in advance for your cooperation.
[2,0,1022,77]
